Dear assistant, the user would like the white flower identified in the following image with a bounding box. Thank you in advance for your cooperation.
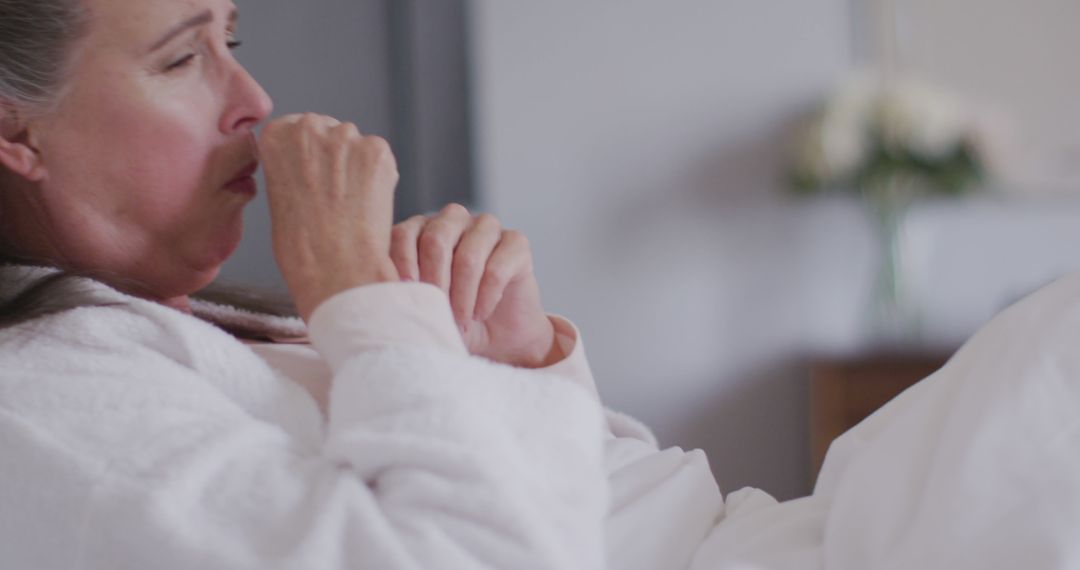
[794,113,865,184]
[792,70,990,191]
[820,75,877,176]
[796,75,875,182]
[874,77,967,159]
[818,111,866,179]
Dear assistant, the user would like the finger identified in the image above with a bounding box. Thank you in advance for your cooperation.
[298,112,341,126]
[270,112,306,125]
[449,213,502,324]
[418,203,473,292]
[329,120,361,140]
[475,230,533,322]
[259,113,341,155]
[295,112,339,134]
[390,215,427,281]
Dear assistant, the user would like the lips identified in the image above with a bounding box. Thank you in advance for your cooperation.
[225,161,259,196]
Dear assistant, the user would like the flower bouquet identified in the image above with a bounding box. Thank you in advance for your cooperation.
[791,72,992,343]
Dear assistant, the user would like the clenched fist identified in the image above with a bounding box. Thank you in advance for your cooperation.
[257,113,399,321]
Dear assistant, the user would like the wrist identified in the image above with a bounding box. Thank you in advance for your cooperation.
[293,259,399,321]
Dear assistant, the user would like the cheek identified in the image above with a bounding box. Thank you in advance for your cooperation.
[122,135,210,221]
[63,94,216,224]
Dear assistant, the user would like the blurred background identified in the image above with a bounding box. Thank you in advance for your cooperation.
[226,0,1080,500]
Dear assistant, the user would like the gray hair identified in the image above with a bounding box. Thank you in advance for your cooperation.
[0,0,102,330]
[0,0,88,112]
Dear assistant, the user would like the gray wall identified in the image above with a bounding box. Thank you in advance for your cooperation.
[896,0,1080,191]
[468,0,1080,501]
[469,0,854,499]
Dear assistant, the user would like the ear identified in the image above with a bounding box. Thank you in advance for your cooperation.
[0,103,46,183]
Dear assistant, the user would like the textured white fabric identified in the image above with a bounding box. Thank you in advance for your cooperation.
[11,264,1080,569]
[241,286,724,570]
[0,270,613,569]
[688,270,1080,570]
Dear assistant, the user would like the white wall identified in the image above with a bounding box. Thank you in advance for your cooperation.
[896,0,1080,191]
[468,0,1080,500]
[468,0,855,499]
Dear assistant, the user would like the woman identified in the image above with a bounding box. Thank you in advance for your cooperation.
[0,0,721,568]
[5,1,1080,569]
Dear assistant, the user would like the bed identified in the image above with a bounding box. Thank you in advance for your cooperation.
[688,270,1080,569]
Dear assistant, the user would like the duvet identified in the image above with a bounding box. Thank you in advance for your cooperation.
[691,271,1080,569]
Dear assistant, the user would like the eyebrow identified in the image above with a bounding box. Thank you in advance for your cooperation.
[148,8,238,52]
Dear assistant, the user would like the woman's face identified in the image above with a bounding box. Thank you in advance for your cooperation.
[14,0,272,303]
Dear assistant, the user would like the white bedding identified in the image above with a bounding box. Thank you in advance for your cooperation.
[690,271,1080,569]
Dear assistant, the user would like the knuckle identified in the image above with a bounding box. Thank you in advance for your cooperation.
[364,135,392,156]
[441,202,470,219]
[391,217,424,241]
[333,121,361,140]
[454,252,483,273]
[503,229,530,249]
[404,214,428,228]
[475,212,501,230]
[363,136,398,172]
[483,265,510,287]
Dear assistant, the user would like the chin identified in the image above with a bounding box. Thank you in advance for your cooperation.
[202,212,246,273]
[165,214,244,297]
[186,264,224,294]
[132,263,221,303]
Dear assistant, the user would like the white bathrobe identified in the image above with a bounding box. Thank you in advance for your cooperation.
[0,267,722,570]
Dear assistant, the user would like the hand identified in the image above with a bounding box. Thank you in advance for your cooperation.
[257,114,400,321]
[390,204,562,368]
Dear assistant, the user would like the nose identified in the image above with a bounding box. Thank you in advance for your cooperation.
[219,61,274,135]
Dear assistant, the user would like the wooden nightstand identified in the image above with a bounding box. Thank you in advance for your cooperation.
[808,353,952,486]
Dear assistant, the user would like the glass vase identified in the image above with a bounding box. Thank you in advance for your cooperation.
[863,177,921,347]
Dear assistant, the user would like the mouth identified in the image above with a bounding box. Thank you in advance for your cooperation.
[224,161,259,196]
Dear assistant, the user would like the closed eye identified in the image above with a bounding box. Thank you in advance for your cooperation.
[165,53,196,71]
[164,40,242,73]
